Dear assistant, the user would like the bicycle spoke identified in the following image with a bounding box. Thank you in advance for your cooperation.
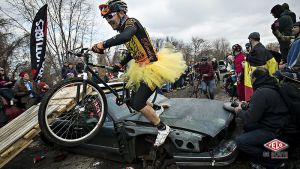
[40,78,107,146]
[54,110,80,137]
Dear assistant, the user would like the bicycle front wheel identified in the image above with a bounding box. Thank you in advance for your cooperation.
[38,78,107,147]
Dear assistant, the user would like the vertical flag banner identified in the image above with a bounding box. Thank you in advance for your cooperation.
[244,57,278,101]
[30,4,48,82]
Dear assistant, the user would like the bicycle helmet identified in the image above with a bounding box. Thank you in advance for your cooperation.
[99,0,128,16]
[232,44,242,52]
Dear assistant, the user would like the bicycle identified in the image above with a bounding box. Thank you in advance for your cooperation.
[188,72,208,98]
[38,48,157,147]
[214,70,220,88]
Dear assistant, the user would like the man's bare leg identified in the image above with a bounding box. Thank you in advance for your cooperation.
[140,105,170,147]
[140,105,160,125]
[146,101,165,117]
[146,101,170,109]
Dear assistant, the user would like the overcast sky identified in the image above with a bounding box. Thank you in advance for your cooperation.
[92,0,299,47]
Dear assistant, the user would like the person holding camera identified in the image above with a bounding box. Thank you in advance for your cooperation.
[234,67,293,169]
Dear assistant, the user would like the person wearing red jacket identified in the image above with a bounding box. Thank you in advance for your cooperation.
[232,44,246,101]
[194,57,215,99]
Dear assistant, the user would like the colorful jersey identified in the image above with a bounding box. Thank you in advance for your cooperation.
[103,17,157,65]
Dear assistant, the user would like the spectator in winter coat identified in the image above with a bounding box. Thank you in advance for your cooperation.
[274,21,300,81]
[282,3,296,23]
[270,4,293,63]
[0,67,13,89]
[244,32,278,102]
[232,44,245,101]
[235,67,292,169]
[61,61,69,79]
[194,57,215,99]
[37,81,49,98]
[0,67,15,101]
[247,32,278,74]
[14,72,40,109]
[66,63,78,78]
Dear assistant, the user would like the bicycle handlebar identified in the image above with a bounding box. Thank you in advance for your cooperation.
[88,63,113,70]
[67,48,92,57]
[88,63,125,72]
[68,48,124,73]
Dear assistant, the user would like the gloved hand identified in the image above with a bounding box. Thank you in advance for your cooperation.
[112,64,122,73]
[271,20,279,31]
[92,43,104,54]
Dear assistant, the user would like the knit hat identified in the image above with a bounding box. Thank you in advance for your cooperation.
[248,32,260,40]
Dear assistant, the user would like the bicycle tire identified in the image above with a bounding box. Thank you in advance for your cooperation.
[38,78,107,147]
[189,80,200,98]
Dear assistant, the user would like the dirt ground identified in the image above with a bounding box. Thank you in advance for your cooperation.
[3,79,300,169]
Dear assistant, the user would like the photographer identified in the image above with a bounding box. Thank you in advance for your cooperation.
[234,67,291,169]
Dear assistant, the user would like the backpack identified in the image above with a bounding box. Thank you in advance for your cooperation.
[278,81,300,129]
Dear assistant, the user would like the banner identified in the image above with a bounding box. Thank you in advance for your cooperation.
[30,4,48,82]
[244,57,278,101]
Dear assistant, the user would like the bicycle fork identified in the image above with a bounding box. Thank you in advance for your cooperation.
[75,72,88,105]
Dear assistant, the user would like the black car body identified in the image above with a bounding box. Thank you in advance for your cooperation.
[64,93,239,168]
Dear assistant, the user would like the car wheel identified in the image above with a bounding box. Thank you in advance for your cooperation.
[161,159,180,169]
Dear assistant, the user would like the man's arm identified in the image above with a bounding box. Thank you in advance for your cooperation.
[103,25,137,48]
[272,30,295,42]
[237,89,267,126]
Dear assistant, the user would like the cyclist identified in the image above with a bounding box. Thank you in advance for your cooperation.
[92,0,186,147]
[194,57,215,99]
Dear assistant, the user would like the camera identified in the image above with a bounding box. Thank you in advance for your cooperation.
[241,102,249,110]
[231,101,249,110]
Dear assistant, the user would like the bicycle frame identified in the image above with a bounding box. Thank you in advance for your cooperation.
[69,48,133,113]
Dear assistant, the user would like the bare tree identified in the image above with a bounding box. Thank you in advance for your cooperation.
[191,37,204,57]
[151,37,164,51]
[1,0,94,81]
[0,16,30,77]
[212,38,230,60]
[190,37,212,61]
[266,42,280,52]
[180,43,193,63]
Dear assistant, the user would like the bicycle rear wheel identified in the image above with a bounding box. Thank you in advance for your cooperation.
[38,78,107,147]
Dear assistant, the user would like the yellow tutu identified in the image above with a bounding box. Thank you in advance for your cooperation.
[125,48,186,91]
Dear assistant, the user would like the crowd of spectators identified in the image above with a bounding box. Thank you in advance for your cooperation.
[228,3,299,169]
[0,68,49,127]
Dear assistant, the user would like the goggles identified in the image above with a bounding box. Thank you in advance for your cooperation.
[104,12,117,20]
[99,4,110,16]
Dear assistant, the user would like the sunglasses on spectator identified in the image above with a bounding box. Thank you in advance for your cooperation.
[104,12,117,20]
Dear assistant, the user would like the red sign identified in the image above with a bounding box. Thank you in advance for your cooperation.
[264,139,289,152]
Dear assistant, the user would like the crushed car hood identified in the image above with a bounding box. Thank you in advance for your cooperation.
[124,96,234,137]
[106,93,233,137]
